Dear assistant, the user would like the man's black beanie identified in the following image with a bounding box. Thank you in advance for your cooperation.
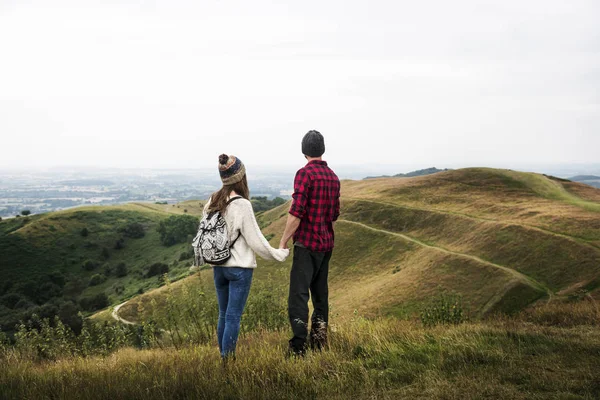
[301,130,325,157]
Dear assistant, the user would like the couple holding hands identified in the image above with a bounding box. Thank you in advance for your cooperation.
[201,130,340,359]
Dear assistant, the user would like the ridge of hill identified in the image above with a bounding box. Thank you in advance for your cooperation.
[108,168,600,327]
[364,167,448,180]
[569,175,600,181]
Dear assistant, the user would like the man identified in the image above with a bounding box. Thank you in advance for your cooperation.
[279,130,341,356]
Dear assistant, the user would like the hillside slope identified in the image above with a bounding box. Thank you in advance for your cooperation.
[0,202,204,331]
[114,168,600,325]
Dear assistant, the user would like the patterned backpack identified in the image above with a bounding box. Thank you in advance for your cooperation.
[192,196,242,266]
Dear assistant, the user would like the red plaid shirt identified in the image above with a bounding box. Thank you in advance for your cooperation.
[289,160,341,252]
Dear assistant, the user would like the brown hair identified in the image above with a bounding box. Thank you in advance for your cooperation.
[208,174,250,214]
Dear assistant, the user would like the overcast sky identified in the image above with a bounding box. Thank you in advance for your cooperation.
[0,0,598,170]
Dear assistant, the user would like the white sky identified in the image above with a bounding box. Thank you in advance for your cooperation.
[0,0,598,169]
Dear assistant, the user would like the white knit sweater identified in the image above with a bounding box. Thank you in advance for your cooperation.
[203,197,289,268]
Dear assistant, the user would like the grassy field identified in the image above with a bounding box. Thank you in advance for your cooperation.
[105,168,600,327]
[3,167,600,398]
[2,301,600,400]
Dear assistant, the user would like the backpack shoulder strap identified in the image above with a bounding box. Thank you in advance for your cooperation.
[225,196,243,247]
[226,196,243,205]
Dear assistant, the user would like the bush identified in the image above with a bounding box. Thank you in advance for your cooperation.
[58,302,83,334]
[145,263,169,278]
[21,210,31,216]
[101,247,110,260]
[81,259,100,271]
[157,215,197,246]
[79,293,109,312]
[63,278,86,298]
[420,295,464,327]
[0,293,23,309]
[121,223,145,239]
[80,227,89,237]
[115,262,128,277]
[251,196,287,212]
[114,238,125,250]
[179,248,194,261]
[89,274,107,287]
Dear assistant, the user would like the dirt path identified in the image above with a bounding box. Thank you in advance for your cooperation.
[345,197,600,250]
[338,219,553,304]
[112,302,136,325]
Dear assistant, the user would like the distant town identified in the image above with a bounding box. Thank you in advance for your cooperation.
[0,167,295,218]
[1,164,599,219]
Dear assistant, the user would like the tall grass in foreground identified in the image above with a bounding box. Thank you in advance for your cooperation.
[0,272,289,360]
[1,301,599,399]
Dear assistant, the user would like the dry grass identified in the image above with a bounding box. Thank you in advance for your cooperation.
[3,304,600,399]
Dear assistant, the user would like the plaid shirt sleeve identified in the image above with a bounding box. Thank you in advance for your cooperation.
[332,190,340,221]
[289,168,310,219]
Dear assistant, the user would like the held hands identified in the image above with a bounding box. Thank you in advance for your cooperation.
[279,238,289,250]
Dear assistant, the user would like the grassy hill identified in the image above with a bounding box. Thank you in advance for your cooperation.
[0,202,206,332]
[2,167,600,399]
[110,168,600,328]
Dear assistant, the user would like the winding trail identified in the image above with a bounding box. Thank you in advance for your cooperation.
[337,219,554,312]
[112,302,136,325]
[345,197,600,250]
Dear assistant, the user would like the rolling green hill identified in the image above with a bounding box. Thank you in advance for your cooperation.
[109,168,600,327]
[3,167,600,399]
[0,202,206,332]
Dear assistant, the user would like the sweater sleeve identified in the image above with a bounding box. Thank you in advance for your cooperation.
[238,200,288,262]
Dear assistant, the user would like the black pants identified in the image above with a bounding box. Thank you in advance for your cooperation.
[288,245,332,353]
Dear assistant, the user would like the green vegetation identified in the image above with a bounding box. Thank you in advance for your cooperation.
[156,214,197,246]
[250,196,286,212]
[0,205,201,335]
[419,295,464,327]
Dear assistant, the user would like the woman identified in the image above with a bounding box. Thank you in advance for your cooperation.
[204,154,289,359]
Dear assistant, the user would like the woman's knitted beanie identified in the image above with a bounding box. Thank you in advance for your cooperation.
[218,154,246,185]
[301,130,325,157]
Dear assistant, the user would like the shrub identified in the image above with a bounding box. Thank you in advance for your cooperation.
[0,293,23,309]
[101,247,110,260]
[79,293,109,312]
[80,227,89,237]
[157,215,197,246]
[89,274,107,287]
[179,249,194,261]
[115,262,128,277]
[81,259,100,271]
[58,302,83,334]
[63,278,86,298]
[121,222,145,239]
[145,263,169,278]
[420,295,464,327]
[21,210,31,216]
[114,238,125,250]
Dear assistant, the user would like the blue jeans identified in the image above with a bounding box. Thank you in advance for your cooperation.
[213,267,253,358]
